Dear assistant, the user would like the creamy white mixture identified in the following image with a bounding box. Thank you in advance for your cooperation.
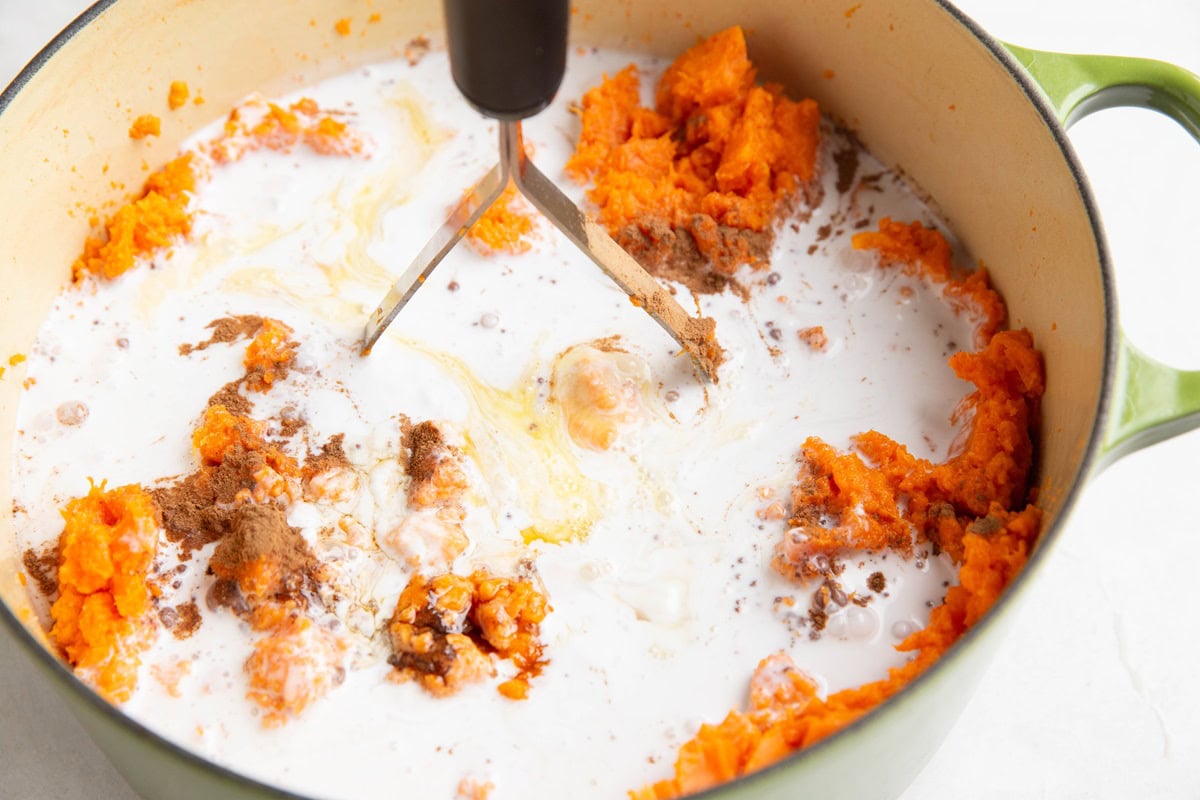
[12,49,979,799]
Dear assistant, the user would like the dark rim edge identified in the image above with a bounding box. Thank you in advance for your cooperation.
[0,1,1119,799]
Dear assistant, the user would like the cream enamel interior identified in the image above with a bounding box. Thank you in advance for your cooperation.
[0,0,1104,796]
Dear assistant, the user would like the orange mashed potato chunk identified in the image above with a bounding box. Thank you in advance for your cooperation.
[168,80,190,110]
[388,571,549,699]
[466,183,536,254]
[243,318,298,392]
[774,222,1042,565]
[245,616,348,726]
[379,507,470,571]
[192,404,267,465]
[552,345,646,451]
[49,483,160,702]
[191,404,299,497]
[128,114,161,140]
[567,26,820,273]
[72,154,198,282]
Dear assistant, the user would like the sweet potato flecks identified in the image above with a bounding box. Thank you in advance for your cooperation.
[49,483,160,702]
[388,571,549,698]
[567,27,820,276]
[207,97,364,164]
[72,154,198,282]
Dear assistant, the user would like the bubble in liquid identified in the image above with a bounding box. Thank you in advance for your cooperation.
[846,606,879,639]
[891,619,919,640]
[579,561,610,581]
[480,312,499,329]
[825,613,848,638]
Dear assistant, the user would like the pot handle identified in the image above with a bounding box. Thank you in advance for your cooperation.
[1004,44,1200,466]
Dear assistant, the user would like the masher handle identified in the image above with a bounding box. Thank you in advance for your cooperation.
[443,0,569,121]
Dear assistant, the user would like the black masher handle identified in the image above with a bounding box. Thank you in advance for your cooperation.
[443,0,569,121]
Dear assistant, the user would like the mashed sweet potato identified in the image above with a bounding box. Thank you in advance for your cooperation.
[72,154,198,282]
[388,570,549,699]
[466,183,537,254]
[49,483,160,702]
[633,505,1041,800]
[74,98,362,283]
[245,616,349,726]
[567,26,820,276]
[634,221,1045,797]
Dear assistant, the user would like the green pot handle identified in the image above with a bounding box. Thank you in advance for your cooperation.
[1004,44,1200,467]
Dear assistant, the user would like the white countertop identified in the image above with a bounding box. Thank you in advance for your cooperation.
[1,1,1198,798]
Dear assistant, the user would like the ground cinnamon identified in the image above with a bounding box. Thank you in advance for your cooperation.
[179,315,264,355]
[22,546,60,599]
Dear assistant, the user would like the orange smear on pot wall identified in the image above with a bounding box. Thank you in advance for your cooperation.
[633,222,1045,798]
[48,483,161,702]
[566,26,820,275]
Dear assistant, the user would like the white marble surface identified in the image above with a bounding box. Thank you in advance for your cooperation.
[1,1,1198,798]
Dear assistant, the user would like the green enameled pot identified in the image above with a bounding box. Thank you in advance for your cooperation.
[2,1,1199,798]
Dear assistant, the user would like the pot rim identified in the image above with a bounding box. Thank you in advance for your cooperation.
[0,1,1119,798]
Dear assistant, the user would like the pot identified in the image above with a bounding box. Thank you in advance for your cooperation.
[2,1,1198,798]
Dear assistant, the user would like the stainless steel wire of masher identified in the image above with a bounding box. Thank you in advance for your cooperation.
[360,0,723,381]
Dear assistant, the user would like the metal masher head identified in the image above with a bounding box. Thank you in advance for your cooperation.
[361,0,724,382]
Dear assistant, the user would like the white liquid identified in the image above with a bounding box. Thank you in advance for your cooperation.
[12,49,977,799]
